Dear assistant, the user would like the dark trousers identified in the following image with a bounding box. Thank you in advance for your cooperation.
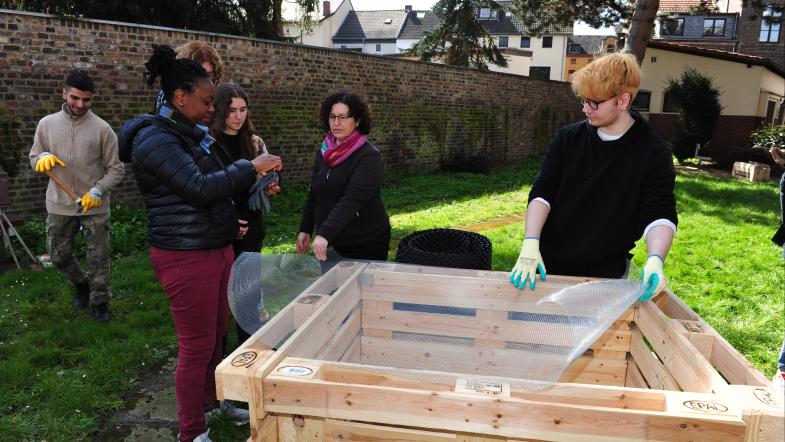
[150,245,233,442]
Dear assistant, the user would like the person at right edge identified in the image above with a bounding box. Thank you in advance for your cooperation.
[509,52,678,303]
[119,44,281,442]
[769,145,785,391]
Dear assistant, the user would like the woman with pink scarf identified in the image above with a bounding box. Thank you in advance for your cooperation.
[296,91,390,271]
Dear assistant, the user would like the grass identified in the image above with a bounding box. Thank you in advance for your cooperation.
[0,160,782,441]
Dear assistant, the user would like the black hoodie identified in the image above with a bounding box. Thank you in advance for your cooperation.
[118,112,257,250]
[528,111,678,278]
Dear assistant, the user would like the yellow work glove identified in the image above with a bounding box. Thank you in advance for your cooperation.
[35,154,65,173]
[640,254,666,301]
[509,237,546,290]
[81,189,103,213]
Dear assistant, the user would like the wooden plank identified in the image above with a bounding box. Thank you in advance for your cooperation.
[264,361,746,441]
[278,414,324,442]
[250,412,278,442]
[361,301,632,352]
[339,334,362,363]
[315,303,362,362]
[629,325,680,391]
[293,294,329,328]
[635,301,727,393]
[593,350,627,360]
[718,385,784,442]
[625,356,649,389]
[657,290,770,387]
[671,319,714,361]
[359,336,627,387]
[324,419,460,441]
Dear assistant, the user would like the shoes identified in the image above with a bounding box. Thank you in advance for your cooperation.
[205,401,250,421]
[92,303,111,323]
[72,281,90,309]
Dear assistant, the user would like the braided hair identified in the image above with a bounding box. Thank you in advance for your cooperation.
[144,44,210,103]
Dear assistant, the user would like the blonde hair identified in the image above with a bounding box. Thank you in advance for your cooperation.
[571,52,640,101]
[175,41,225,83]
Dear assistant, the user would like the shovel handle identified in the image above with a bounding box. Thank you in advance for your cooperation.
[45,171,82,204]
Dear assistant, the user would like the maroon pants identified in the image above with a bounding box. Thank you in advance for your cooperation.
[150,245,233,442]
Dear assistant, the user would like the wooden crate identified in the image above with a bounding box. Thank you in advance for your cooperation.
[216,262,784,442]
[732,161,771,182]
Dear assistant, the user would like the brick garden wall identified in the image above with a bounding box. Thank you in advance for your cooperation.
[648,113,762,158]
[0,9,583,221]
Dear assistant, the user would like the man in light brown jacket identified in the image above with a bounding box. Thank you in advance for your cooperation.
[29,72,124,322]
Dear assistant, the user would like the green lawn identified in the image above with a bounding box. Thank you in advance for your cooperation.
[0,161,782,441]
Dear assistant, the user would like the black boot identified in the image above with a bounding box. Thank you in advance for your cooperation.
[72,281,90,309]
[92,303,111,323]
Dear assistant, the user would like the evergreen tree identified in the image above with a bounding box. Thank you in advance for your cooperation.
[409,0,507,70]
[664,68,723,161]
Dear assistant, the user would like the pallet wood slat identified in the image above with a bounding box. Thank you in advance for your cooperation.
[629,326,681,391]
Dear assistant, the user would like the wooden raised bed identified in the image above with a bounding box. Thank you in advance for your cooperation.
[216,262,784,441]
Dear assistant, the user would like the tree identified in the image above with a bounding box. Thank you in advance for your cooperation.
[663,68,723,162]
[409,0,507,70]
[0,0,319,40]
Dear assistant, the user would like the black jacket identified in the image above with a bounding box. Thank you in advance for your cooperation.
[529,112,678,278]
[299,142,390,256]
[118,112,257,250]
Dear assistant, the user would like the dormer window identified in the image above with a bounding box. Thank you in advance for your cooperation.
[416,11,426,19]
[479,7,491,19]
[384,18,393,24]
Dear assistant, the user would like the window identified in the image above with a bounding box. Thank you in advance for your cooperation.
[631,91,651,112]
[662,91,682,113]
[703,18,726,36]
[479,7,491,19]
[374,43,382,53]
[529,66,551,80]
[498,36,508,47]
[765,100,777,126]
[760,5,782,43]
[567,43,582,53]
[607,44,615,53]
[570,58,576,64]
[542,36,553,48]
[776,103,785,126]
[416,11,426,19]
[660,18,684,36]
[520,36,531,48]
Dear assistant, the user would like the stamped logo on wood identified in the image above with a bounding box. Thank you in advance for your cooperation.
[231,351,258,367]
[752,388,780,408]
[277,365,314,376]
[682,400,729,413]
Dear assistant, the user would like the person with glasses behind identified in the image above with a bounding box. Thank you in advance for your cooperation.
[509,52,677,302]
[296,91,391,272]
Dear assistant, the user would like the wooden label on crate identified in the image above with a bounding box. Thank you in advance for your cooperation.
[455,379,511,397]
[298,295,323,305]
[752,388,781,408]
[231,351,258,367]
[276,365,314,377]
[680,320,704,333]
[681,399,730,414]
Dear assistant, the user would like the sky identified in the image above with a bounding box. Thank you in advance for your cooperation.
[284,0,616,35]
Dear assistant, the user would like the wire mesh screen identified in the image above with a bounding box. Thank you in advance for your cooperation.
[228,252,321,336]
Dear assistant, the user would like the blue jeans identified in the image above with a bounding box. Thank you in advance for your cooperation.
[779,338,785,372]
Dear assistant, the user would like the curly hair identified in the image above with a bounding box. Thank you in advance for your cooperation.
[319,91,372,135]
[175,41,225,83]
[571,52,641,102]
[143,44,209,103]
[210,83,257,159]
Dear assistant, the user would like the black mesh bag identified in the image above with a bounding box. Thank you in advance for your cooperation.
[395,228,492,270]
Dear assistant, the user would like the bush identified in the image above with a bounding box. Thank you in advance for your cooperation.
[750,125,785,149]
[664,68,723,162]
[0,206,149,264]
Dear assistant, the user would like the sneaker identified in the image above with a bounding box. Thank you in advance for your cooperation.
[72,281,90,309]
[92,303,111,323]
[179,429,211,442]
[205,401,250,421]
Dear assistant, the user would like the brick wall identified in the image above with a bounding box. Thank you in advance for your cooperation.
[648,113,762,158]
[736,0,785,69]
[0,9,582,221]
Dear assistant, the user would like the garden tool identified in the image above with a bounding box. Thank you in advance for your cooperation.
[45,171,82,212]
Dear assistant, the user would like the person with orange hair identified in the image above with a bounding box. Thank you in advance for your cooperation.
[509,52,677,301]
[154,40,225,113]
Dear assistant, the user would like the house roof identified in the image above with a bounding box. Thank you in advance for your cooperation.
[332,10,409,41]
[647,40,785,77]
[659,0,717,13]
[398,10,440,39]
[567,35,614,55]
[480,10,573,35]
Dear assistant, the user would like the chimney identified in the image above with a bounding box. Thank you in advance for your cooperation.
[405,5,413,12]
[323,1,331,17]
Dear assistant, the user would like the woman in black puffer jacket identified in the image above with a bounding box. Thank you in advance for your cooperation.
[118,44,281,442]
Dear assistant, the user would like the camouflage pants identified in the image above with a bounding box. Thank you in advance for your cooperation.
[46,212,110,305]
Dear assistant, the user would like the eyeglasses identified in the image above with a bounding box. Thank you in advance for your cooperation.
[578,97,612,110]
[329,114,353,123]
